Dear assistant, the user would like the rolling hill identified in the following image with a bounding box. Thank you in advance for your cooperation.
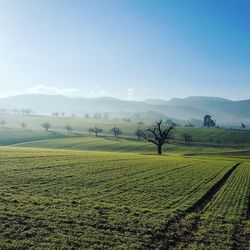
[0,94,249,123]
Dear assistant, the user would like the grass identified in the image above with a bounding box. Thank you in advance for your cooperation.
[1,113,250,145]
[0,127,78,146]
[0,147,245,249]
[189,162,250,249]
[0,114,250,248]
[12,136,250,156]
[171,162,250,250]
[0,113,137,137]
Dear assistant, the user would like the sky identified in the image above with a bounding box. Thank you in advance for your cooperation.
[0,0,250,101]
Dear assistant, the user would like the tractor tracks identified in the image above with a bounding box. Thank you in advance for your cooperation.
[152,162,241,250]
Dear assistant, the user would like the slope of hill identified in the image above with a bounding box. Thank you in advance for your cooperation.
[0,94,249,123]
[0,94,207,120]
[166,96,250,121]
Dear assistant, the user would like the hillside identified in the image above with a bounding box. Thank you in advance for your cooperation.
[0,94,206,120]
[166,96,250,122]
[12,136,250,156]
[1,94,249,123]
[1,114,250,147]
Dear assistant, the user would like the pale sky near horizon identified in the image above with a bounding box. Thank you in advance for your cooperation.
[0,0,250,101]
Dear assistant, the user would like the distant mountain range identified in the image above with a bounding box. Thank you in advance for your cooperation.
[0,94,249,124]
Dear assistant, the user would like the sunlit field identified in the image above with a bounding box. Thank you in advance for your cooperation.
[0,147,249,249]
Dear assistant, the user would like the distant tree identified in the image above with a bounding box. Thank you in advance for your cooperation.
[41,122,51,132]
[64,125,72,134]
[88,127,103,136]
[92,127,103,136]
[165,119,176,127]
[204,115,216,128]
[0,120,6,127]
[135,129,144,139]
[139,120,174,155]
[84,113,90,119]
[241,123,246,129]
[61,112,65,117]
[21,122,26,129]
[52,112,60,117]
[93,113,102,119]
[111,127,122,137]
[22,109,33,115]
[185,123,194,127]
[183,133,192,145]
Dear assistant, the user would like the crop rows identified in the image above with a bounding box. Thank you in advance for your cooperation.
[161,162,250,250]
[187,162,250,249]
[0,147,236,249]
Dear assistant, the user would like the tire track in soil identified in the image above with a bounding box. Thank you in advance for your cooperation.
[151,162,241,250]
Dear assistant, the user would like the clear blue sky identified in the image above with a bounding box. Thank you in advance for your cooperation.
[0,0,249,100]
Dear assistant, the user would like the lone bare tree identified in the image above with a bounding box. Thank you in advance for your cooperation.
[64,124,72,134]
[111,127,122,137]
[41,122,51,132]
[140,120,174,155]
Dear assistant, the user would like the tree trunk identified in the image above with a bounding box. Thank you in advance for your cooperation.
[157,145,162,155]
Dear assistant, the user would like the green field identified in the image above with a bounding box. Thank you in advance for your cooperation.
[0,115,249,249]
[12,136,250,156]
[187,162,250,249]
[0,127,78,146]
[1,113,250,145]
[0,147,249,249]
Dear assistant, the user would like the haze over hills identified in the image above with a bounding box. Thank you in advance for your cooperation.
[0,94,249,124]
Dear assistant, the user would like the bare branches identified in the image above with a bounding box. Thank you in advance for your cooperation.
[139,120,174,154]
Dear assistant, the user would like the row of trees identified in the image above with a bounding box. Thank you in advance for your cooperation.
[40,122,123,138]
[2,118,248,155]
[0,119,201,153]
[88,127,122,137]
[1,120,27,129]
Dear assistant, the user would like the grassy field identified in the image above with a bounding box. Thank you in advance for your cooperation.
[0,114,136,137]
[0,147,249,249]
[162,162,250,249]
[0,114,250,249]
[1,113,250,145]
[0,127,78,146]
[187,162,250,249]
[12,136,250,156]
